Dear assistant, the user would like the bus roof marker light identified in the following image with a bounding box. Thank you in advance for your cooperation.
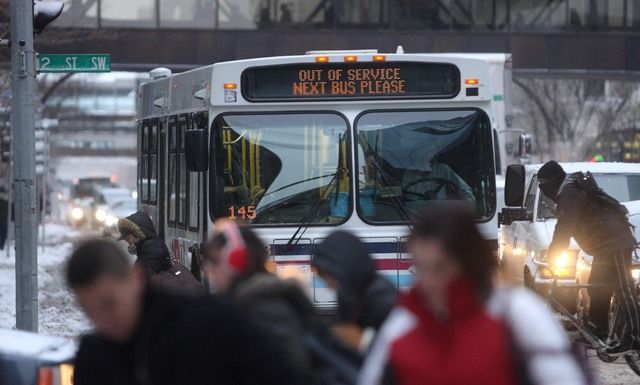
[344,55,357,63]
[224,83,237,90]
[373,55,386,62]
[465,78,479,85]
[315,56,329,63]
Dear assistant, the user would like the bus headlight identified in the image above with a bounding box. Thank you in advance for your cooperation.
[71,207,84,220]
[95,209,107,222]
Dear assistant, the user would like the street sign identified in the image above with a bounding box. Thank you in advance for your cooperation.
[38,53,111,73]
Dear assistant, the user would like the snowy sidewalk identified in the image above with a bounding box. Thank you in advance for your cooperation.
[0,223,90,338]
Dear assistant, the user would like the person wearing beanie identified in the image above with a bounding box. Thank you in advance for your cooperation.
[313,230,397,352]
[539,161,638,344]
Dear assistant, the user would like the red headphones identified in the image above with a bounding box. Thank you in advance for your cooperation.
[215,219,249,272]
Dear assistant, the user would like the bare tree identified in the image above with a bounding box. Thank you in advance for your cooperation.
[513,77,640,161]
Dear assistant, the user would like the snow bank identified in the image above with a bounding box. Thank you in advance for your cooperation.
[0,224,91,338]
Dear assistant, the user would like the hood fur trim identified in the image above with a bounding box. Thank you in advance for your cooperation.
[117,217,146,240]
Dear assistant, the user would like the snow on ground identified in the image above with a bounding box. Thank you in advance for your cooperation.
[0,223,91,338]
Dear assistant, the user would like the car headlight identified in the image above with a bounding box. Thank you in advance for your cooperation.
[632,269,640,281]
[95,209,107,222]
[554,251,571,268]
[71,207,84,220]
[105,215,118,227]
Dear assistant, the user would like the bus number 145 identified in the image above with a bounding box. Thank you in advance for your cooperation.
[229,205,257,220]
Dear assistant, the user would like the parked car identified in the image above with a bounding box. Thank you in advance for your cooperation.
[0,328,75,385]
[499,162,640,311]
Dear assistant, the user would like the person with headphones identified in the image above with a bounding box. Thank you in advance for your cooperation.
[203,220,360,385]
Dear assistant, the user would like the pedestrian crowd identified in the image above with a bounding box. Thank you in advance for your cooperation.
[67,203,593,385]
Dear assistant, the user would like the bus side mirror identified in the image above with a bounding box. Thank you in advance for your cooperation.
[185,129,209,172]
[504,164,525,207]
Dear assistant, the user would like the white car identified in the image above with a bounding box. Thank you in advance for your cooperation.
[499,162,640,310]
[0,328,75,385]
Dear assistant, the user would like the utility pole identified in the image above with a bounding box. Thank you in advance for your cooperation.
[10,0,38,331]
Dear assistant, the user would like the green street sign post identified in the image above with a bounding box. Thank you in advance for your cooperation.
[38,53,111,73]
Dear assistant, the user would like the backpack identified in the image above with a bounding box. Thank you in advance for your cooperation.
[569,171,632,229]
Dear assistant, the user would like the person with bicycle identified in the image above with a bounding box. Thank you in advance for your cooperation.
[538,161,640,349]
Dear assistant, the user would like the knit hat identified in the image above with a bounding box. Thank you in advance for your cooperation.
[538,160,565,182]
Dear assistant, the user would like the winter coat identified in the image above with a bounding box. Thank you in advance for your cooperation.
[118,211,172,274]
[231,273,315,382]
[73,288,302,385]
[313,231,397,329]
[231,273,362,384]
[358,280,588,385]
[549,173,636,258]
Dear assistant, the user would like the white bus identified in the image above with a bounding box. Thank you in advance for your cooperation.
[137,48,505,306]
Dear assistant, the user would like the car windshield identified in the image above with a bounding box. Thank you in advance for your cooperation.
[211,113,350,225]
[111,199,137,212]
[355,109,495,223]
[538,173,640,220]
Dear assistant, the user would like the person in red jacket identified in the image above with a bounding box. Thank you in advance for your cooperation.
[358,203,590,385]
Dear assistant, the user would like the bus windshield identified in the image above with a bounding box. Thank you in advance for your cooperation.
[355,109,495,223]
[211,113,351,225]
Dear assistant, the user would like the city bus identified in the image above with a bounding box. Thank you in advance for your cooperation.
[137,48,507,306]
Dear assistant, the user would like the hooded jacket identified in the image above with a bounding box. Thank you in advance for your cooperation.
[358,281,589,385]
[118,211,172,274]
[313,231,397,329]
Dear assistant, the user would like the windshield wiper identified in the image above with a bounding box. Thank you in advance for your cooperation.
[262,173,337,198]
[288,134,345,246]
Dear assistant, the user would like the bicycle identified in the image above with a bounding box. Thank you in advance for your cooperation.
[546,264,640,376]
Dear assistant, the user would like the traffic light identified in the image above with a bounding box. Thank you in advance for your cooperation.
[33,1,64,35]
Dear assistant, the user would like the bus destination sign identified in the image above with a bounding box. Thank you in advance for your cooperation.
[242,62,460,101]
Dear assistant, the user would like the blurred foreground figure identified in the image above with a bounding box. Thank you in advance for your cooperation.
[204,220,360,385]
[313,230,397,351]
[358,204,590,385]
[118,211,201,295]
[67,238,299,385]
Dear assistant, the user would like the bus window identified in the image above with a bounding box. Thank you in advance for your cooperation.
[168,117,177,225]
[140,122,149,202]
[211,113,350,225]
[355,109,495,223]
[149,121,158,204]
[188,173,200,230]
[178,116,188,227]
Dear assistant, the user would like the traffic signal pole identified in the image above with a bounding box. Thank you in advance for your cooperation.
[10,0,39,332]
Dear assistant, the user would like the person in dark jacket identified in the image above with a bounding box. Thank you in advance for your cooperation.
[538,160,640,344]
[313,230,397,352]
[204,220,361,384]
[117,211,172,275]
[67,238,301,385]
